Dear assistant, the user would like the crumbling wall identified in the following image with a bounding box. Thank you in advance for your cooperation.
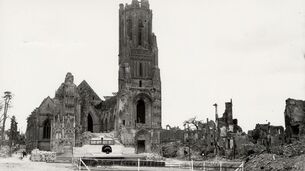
[160,129,184,143]
[216,100,244,158]
[284,98,305,140]
[248,123,284,148]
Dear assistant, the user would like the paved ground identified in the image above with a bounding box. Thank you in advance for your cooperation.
[0,155,74,171]
[86,166,204,171]
[0,155,227,171]
[0,157,201,171]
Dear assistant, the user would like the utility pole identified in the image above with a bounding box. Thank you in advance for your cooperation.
[187,124,191,161]
[213,103,219,157]
[1,91,12,147]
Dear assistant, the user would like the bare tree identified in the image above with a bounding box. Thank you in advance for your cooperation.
[1,91,12,147]
[183,116,202,160]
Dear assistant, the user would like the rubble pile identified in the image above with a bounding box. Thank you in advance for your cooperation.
[245,137,305,170]
[161,142,180,158]
[291,154,305,170]
[30,149,56,162]
[0,146,10,157]
[242,143,266,155]
[245,153,305,171]
[282,138,305,157]
[245,153,290,170]
[144,153,164,161]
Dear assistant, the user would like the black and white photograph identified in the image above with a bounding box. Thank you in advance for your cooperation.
[0,0,305,170]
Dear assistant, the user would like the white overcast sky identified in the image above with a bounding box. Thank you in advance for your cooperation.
[0,0,304,133]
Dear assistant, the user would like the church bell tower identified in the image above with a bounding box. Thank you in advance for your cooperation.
[117,0,161,153]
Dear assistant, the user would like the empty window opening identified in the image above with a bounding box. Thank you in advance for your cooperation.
[127,19,132,40]
[43,119,51,139]
[136,99,145,124]
[139,63,143,77]
[138,20,144,46]
[122,120,125,126]
[87,114,93,132]
[139,80,142,87]
[291,125,300,135]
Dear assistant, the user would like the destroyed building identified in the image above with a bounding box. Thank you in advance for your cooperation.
[26,0,161,154]
[248,123,284,147]
[160,125,184,144]
[284,98,305,141]
[25,74,114,152]
[215,100,243,157]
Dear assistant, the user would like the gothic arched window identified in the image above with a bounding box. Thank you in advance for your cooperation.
[127,19,132,40]
[43,119,51,139]
[139,63,143,77]
[87,114,93,132]
[136,99,145,124]
[138,20,144,46]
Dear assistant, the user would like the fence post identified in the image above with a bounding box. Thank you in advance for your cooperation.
[220,161,222,171]
[203,161,206,171]
[242,161,244,171]
[138,158,140,171]
[190,160,193,171]
[79,158,81,171]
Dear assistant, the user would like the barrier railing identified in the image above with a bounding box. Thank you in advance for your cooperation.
[72,157,244,171]
[166,160,244,171]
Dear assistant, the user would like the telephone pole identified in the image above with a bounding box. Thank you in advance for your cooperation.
[213,103,219,156]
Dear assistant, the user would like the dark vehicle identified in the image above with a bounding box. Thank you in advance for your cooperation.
[102,145,112,154]
[90,137,115,154]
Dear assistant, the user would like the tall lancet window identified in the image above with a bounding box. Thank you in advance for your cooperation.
[136,99,145,124]
[139,62,143,77]
[127,19,132,40]
[87,114,93,132]
[138,20,144,46]
[43,119,51,139]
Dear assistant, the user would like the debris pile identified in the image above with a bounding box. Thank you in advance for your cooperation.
[245,137,305,170]
[161,142,179,158]
[242,143,266,156]
[292,154,305,170]
[245,153,289,170]
[0,146,10,157]
[30,149,56,162]
[282,138,305,157]
[144,153,164,161]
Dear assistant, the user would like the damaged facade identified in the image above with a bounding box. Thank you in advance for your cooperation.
[26,0,161,154]
[160,126,184,144]
[184,118,217,156]
[25,74,114,152]
[284,98,305,141]
[248,123,284,147]
[215,100,243,157]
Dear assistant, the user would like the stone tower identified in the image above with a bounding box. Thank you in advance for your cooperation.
[51,73,81,153]
[117,0,161,153]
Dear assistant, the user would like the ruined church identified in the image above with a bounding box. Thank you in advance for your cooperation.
[26,0,161,154]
